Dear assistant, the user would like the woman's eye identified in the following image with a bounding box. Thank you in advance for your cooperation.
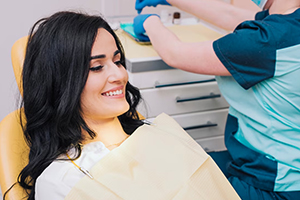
[114,60,122,66]
[89,65,104,71]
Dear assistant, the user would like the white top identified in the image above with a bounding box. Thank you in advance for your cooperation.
[35,142,110,200]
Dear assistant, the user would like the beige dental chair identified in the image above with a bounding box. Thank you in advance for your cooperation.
[0,36,29,199]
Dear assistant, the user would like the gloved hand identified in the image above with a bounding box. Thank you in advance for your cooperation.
[133,14,159,41]
[135,0,171,14]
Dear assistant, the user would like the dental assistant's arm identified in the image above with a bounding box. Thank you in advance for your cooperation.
[144,15,230,76]
[168,0,257,31]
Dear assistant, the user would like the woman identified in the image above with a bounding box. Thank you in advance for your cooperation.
[18,11,143,199]
[7,11,239,200]
[133,0,300,199]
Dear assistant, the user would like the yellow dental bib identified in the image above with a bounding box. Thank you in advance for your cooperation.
[65,113,240,200]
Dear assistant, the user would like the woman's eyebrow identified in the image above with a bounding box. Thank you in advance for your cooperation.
[114,49,120,56]
[90,54,105,60]
[90,50,120,60]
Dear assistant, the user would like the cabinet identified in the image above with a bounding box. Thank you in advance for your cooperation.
[117,23,229,152]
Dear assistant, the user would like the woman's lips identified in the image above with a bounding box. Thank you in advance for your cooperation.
[101,86,124,97]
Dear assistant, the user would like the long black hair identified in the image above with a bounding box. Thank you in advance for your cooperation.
[11,11,143,200]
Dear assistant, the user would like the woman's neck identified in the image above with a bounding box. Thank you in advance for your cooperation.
[82,116,128,149]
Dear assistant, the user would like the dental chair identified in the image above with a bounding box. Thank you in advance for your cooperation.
[0,36,29,199]
[0,110,29,200]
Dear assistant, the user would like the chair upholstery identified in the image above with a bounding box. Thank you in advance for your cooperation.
[0,36,29,199]
[0,110,28,199]
[11,36,28,94]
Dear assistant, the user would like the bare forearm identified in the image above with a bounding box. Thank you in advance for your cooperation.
[144,16,180,68]
[167,0,257,31]
[144,16,230,76]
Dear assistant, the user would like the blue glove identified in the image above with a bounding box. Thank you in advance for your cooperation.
[135,0,171,14]
[133,14,159,42]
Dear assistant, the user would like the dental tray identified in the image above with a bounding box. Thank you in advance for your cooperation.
[120,23,151,45]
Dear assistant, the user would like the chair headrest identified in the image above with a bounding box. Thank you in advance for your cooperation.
[11,36,28,95]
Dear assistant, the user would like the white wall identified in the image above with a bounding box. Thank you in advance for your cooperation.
[100,0,192,24]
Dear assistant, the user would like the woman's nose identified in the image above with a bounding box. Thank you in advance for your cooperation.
[107,62,127,83]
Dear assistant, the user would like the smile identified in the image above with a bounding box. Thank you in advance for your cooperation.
[102,90,123,96]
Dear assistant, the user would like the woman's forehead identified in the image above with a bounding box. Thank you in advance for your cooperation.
[91,28,118,57]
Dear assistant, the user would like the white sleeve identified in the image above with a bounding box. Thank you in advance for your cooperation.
[34,161,81,200]
[35,174,72,200]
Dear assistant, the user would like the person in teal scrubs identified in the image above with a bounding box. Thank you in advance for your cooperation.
[133,0,300,199]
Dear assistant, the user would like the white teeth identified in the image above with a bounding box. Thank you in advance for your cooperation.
[104,90,123,96]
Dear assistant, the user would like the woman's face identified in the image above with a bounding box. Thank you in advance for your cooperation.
[80,28,129,121]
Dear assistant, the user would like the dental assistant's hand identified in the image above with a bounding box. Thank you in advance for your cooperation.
[135,0,171,14]
[133,14,159,41]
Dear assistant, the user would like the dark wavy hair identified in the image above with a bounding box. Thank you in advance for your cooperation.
[6,11,143,200]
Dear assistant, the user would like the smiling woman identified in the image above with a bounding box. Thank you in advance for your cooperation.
[4,11,144,200]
